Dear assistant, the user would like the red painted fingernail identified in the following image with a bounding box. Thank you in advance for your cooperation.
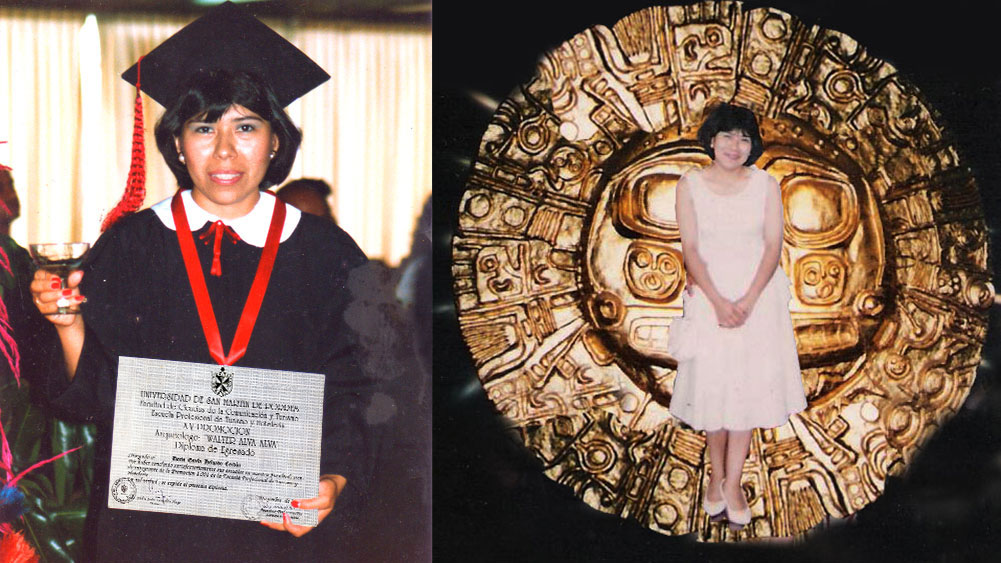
[74,295,86,302]
[62,289,73,296]
[283,512,290,523]
[50,280,61,289]
[290,500,299,508]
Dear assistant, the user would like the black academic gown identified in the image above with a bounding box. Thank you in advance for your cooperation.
[40,203,373,562]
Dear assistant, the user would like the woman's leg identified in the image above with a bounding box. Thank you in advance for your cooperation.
[705,430,727,503]
[722,429,752,511]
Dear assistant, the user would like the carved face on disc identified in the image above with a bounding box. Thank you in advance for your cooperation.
[452,2,992,539]
[585,116,886,407]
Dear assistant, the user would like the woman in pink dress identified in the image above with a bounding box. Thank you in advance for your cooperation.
[669,103,806,529]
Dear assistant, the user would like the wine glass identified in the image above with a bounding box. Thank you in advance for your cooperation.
[28,242,91,314]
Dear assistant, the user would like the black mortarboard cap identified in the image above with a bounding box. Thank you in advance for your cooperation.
[120,1,329,108]
[104,2,328,231]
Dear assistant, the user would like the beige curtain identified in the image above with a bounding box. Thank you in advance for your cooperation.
[290,23,432,263]
[0,8,83,245]
[85,14,189,242]
[1,9,431,264]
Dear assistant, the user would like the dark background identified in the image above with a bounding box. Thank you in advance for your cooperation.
[2,0,430,23]
[433,1,1001,561]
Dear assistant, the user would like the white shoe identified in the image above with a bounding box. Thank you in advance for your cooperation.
[703,479,726,519]
[723,479,751,530]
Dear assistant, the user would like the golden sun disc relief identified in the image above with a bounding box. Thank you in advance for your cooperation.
[451,1,993,539]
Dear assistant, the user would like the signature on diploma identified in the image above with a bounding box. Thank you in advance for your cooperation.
[144,483,181,506]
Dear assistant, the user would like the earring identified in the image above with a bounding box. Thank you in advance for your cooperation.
[179,154,186,164]
[269,152,275,159]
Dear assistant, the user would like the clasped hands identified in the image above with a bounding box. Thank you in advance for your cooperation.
[685,279,757,328]
[711,295,754,328]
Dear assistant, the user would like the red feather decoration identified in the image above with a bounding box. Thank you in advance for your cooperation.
[0,530,39,563]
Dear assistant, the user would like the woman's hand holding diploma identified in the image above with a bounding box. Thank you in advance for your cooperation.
[260,474,346,537]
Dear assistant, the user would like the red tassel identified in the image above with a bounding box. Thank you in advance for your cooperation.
[101,56,147,231]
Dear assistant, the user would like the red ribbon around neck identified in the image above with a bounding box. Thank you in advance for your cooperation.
[171,190,285,365]
[199,220,242,276]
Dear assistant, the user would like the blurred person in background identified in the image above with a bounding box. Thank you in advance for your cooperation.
[1,167,31,380]
[0,167,38,383]
[0,169,20,237]
[2,165,94,563]
[278,171,432,561]
[339,194,430,561]
[276,178,336,224]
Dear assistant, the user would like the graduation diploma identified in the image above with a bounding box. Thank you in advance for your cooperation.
[107,357,324,526]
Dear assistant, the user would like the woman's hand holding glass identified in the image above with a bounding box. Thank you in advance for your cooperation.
[28,242,89,315]
[30,269,86,326]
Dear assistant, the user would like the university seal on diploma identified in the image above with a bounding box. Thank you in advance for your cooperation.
[108,357,324,526]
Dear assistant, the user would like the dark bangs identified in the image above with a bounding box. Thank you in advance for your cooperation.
[696,103,764,166]
[155,69,302,189]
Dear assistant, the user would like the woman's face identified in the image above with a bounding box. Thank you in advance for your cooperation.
[711,129,752,170]
[176,104,278,219]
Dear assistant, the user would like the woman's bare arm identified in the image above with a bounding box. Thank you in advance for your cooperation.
[735,174,784,318]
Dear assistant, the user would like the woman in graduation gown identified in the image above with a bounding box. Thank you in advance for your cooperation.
[28,3,374,561]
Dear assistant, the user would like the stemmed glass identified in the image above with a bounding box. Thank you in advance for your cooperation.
[28,242,91,314]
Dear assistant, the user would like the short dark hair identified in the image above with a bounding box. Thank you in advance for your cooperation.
[154,69,302,190]
[696,103,764,166]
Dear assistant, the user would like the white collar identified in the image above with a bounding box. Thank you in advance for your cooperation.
[151,190,300,247]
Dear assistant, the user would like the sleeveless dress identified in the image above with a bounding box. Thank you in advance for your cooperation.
[668,167,806,431]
